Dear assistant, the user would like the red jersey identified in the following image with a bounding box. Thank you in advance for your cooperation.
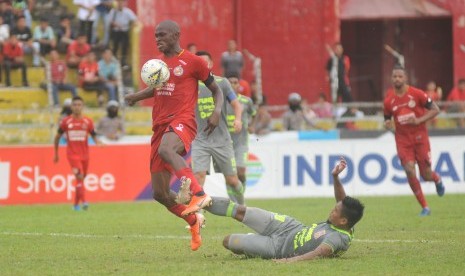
[152,50,211,127]
[50,60,67,83]
[59,116,95,160]
[78,60,99,86]
[3,42,23,59]
[447,87,465,101]
[384,86,431,140]
[67,41,91,58]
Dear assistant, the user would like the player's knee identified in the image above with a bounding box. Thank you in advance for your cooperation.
[157,145,173,162]
[223,235,231,249]
[153,191,169,205]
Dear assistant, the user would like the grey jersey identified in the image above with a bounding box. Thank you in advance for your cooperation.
[193,77,236,148]
[227,94,256,148]
[281,222,352,258]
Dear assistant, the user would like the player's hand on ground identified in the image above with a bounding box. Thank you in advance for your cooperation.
[233,119,242,133]
[204,111,220,135]
[331,157,347,176]
[273,258,296,264]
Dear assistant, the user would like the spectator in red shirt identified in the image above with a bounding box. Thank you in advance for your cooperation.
[78,51,106,106]
[446,78,465,128]
[49,49,77,106]
[425,81,442,129]
[67,33,91,68]
[3,34,28,86]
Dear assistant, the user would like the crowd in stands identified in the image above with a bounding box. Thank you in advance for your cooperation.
[0,0,139,107]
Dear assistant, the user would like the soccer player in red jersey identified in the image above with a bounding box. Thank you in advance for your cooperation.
[124,20,223,250]
[53,96,100,211]
[383,67,445,216]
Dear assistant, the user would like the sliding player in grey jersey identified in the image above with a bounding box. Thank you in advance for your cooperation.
[191,51,245,204]
[205,157,364,262]
[225,74,257,185]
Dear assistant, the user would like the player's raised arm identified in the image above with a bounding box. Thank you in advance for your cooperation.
[124,87,154,106]
[204,76,224,135]
[332,157,347,202]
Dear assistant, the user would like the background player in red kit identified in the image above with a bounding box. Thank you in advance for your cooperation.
[124,20,223,251]
[53,96,100,211]
[383,67,445,216]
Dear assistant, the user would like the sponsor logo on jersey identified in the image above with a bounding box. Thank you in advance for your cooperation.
[408,100,416,108]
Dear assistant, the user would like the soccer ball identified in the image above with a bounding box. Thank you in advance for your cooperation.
[140,59,170,88]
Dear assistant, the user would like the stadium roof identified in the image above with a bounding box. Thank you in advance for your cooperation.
[341,0,451,20]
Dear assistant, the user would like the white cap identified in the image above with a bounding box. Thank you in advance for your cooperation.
[288,92,301,102]
[107,100,119,108]
[63,98,72,106]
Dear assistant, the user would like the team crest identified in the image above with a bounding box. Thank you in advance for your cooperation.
[408,100,416,108]
[173,65,183,76]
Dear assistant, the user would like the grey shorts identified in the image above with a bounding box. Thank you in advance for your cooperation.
[233,145,248,168]
[227,207,303,259]
[191,143,237,176]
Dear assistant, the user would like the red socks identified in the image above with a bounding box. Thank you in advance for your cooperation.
[74,181,85,205]
[407,176,428,208]
[175,167,204,196]
[168,204,197,225]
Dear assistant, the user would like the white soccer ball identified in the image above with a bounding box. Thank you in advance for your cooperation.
[140,59,170,88]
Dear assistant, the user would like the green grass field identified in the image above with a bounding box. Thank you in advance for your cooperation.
[1,195,465,275]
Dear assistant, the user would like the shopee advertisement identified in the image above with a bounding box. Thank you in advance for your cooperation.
[0,145,151,205]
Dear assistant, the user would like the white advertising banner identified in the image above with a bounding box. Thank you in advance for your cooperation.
[204,134,465,198]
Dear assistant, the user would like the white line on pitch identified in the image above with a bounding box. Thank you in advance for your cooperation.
[0,232,440,243]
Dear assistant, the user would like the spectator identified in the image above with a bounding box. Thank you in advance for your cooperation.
[11,0,32,28]
[78,51,106,106]
[0,15,9,44]
[98,48,118,101]
[446,78,465,128]
[74,0,99,44]
[312,93,333,118]
[3,34,28,86]
[11,15,40,66]
[107,0,138,68]
[56,15,77,54]
[425,81,442,129]
[425,81,442,102]
[221,39,243,78]
[33,17,56,57]
[251,100,272,135]
[97,100,125,140]
[92,0,113,46]
[0,2,14,28]
[66,33,91,68]
[336,107,364,130]
[282,92,322,131]
[49,49,77,107]
[326,43,353,103]
[186,42,196,53]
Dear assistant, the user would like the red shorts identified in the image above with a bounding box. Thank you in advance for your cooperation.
[150,118,197,173]
[67,157,89,177]
[396,134,432,170]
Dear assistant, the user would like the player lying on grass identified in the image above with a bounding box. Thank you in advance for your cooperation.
[204,157,364,262]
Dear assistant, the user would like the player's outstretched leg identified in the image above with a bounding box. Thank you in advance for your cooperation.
[175,167,212,216]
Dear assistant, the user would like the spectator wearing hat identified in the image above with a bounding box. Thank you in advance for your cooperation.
[49,49,77,106]
[33,17,56,57]
[97,100,125,140]
[282,92,323,131]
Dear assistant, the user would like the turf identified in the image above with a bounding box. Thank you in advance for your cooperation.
[1,194,464,275]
